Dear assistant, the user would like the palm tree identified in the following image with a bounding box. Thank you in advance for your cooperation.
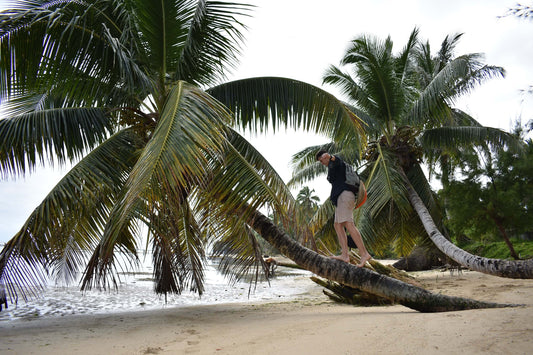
[0,0,363,308]
[296,186,320,219]
[290,28,533,278]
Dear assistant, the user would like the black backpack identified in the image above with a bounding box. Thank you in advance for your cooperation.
[345,162,367,209]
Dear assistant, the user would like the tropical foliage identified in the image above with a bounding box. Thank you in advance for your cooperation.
[0,0,363,307]
[296,186,320,220]
[289,28,522,264]
[442,125,533,258]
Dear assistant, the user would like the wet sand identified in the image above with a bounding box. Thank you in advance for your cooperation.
[1,269,532,354]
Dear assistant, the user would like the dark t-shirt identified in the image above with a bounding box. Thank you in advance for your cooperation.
[327,155,357,206]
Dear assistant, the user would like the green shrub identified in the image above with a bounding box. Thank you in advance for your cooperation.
[461,240,533,260]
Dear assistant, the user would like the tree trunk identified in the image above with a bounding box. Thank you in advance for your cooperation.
[493,219,520,260]
[405,183,533,278]
[247,208,509,312]
[393,245,447,271]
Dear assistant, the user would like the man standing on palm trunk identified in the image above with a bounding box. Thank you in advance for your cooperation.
[316,150,372,267]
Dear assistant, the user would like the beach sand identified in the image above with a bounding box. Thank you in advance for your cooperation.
[1,268,533,355]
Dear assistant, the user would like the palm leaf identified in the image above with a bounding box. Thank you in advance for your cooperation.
[149,198,205,296]
[411,54,504,128]
[420,126,524,154]
[287,144,334,189]
[210,219,269,288]
[202,127,297,232]
[208,76,365,145]
[0,128,140,302]
[364,147,411,219]
[0,106,113,177]
[198,128,300,281]
[171,0,253,86]
[0,1,150,106]
[81,81,230,290]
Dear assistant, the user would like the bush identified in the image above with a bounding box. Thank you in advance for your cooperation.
[461,240,533,260]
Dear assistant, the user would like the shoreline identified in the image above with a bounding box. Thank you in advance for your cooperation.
[2,269,533,354]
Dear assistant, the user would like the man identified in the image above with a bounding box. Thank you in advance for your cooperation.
[316,150,372,267]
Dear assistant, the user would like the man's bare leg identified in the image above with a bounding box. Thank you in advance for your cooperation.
[345,221,372,267]
[331,222,350,263]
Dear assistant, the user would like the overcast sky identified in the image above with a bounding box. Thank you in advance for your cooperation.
[1,0,532,243]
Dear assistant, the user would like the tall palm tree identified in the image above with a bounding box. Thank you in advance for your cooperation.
[290,28,533,278]
[0,0,363,308]
[296,186,320,219]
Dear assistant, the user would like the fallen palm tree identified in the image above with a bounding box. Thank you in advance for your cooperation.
[249,207,515,312]
[266,253,420,306]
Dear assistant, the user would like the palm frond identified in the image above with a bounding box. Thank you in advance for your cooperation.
[207,76,365,145]
[436,33,464,69]
[0,106,113,177]
[197,128,301,281]
[149,198,205,296]
[288,158,328,190]
[0,1,151,106]
[420,126,524,154]
[358,205,421,256]
[210,220,269,288]
[308,200,337,251]
[322,65,376,115]
[364,148,411,219]
[172,0,253,86]
[334,34,410,132]
[411,54,504,127]
[449,108,483,126]
[81,81,230,289]
[0,128,140,302]
[204,127,297,223]
[396,27,419,81]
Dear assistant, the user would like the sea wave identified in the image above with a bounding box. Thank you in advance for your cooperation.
[0,257,321,323]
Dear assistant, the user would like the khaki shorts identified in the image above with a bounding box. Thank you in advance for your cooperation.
[335,190,356,223]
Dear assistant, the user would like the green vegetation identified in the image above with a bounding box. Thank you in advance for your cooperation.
[460,240,533,260]
[1,0,532,312]
[441,124,533,259]
[0,1,360,304]
[288,27,516,260]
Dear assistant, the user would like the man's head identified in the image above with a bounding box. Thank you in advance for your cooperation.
[316,150,331,166]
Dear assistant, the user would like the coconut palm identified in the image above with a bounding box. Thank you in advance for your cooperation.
[0,0,364,308]
[290,28,533,278]
[296,187,320,219]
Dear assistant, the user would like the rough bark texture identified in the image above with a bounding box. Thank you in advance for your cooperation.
[248,209,510,312]
[405,184,533,279]
[310,276,394,306]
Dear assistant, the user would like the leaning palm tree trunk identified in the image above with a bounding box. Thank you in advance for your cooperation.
[405,182,533,279]
[247,208,510,312]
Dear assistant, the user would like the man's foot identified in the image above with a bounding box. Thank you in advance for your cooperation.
[356,253,372,267]
[331,254,350,263]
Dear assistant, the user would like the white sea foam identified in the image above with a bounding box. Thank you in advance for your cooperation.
[0,258,321,323]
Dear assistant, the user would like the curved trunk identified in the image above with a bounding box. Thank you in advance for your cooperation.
[405,183,533,278]
[248,209,508,312]
[493,219,520,260]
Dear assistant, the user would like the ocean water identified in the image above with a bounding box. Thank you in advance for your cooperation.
[0,257,321,323]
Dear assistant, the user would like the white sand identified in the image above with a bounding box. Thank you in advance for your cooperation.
[1,269,532,354]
